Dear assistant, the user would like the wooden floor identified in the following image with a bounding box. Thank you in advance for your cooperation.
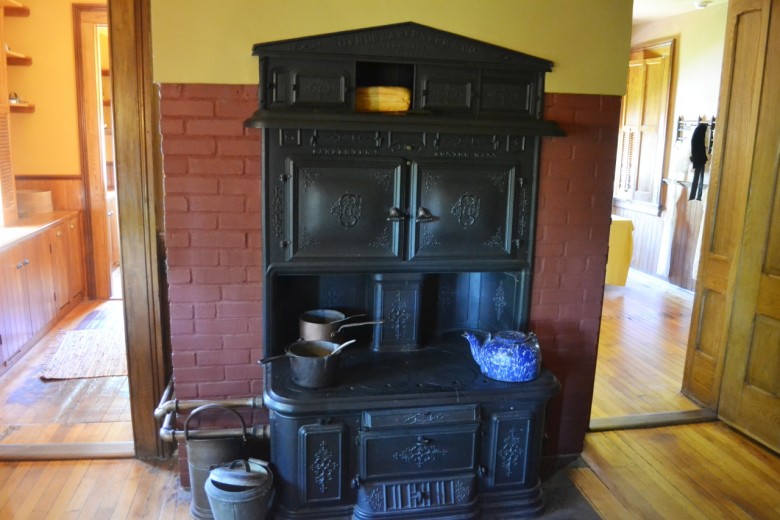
[591,269,702,421]
[0,299,133,448]
[0,271,777,517]
[0,421,777,518]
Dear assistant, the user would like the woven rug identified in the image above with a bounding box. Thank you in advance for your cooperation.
[40,328,127,380]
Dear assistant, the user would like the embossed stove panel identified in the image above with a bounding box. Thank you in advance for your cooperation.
[409,161,516,261]
[287,59,353,110]
[415,65,479,114]
[372,273,424,351]
[299,423,348,503]
[285,157,405,262]
[487,411,534,487]
[360,425,479,479]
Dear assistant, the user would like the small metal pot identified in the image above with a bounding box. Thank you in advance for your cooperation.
[260,339,356,389]
[299,309,382,341]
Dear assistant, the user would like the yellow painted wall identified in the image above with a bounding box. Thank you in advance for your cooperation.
[151,0,633,95]
[5,0,106,176]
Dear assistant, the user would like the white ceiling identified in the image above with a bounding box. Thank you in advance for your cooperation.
[633,0,728,24]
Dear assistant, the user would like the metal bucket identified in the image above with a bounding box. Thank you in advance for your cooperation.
[185,404,247,520]
[205,458,274,520]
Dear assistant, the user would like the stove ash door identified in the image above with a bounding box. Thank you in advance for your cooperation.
[353,406,480,518]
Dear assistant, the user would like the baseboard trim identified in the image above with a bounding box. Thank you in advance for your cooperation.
[589,409,718,432]
[0,442,135,461]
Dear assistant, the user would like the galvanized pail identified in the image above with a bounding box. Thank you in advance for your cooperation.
[205,458,274,520]
[184,404,247,520]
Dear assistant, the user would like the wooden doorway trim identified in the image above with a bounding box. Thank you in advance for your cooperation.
[108,0,168,459]
[73,5,111,299]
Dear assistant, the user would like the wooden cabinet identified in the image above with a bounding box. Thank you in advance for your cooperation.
[0,212,85,370]
[50,213,85,311]
[67,213,86,302]
[0,243,29,364]
[0,231,54,367]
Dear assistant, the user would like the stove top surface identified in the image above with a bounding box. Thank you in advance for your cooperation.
[262,334,559,413]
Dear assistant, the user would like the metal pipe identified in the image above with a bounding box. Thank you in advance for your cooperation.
[159,413,271,444]
[154,395,263,420]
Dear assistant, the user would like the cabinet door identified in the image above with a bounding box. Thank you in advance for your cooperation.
[415,66,479,114]
[285,157,406,262]
[0,245,30,363]
[287,59,353,110]
[50,223,70,311]
[481,70,538,118]
[23,233,56,334]
[408,161,516,261]
[67,214,85,302]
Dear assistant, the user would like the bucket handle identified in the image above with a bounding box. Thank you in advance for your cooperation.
[227,459,250,472]
[184,404,247,443]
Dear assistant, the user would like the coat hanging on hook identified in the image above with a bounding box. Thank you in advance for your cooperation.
[689,122,708,200]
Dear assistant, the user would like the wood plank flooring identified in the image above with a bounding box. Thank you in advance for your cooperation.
[591,269,702,421]
[0,300,133,448]
[0,421,776,518]
[576,422,780,519]
[0,273,776,517]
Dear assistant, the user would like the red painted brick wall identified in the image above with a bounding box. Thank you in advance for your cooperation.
[159,85,265,483]
[533,93,621,454]
[158,85,620,478]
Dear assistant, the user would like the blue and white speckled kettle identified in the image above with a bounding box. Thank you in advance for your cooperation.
[462,330,541,382]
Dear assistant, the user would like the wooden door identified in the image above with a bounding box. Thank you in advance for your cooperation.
[683,0,780,451]
[613,42,673,215]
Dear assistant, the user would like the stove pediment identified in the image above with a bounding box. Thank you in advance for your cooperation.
[252,22,553,70]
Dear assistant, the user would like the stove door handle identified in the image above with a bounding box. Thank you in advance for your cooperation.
[351,475,361,489]
[416,436,430,445]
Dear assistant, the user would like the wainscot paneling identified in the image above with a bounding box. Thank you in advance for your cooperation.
[15,176,85,211]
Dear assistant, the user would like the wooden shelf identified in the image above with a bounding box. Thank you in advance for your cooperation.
[3,2,29,17]
[6,54,31,66]
[9,102,33,113]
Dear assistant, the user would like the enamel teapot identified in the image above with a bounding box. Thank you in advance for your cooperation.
[462,330,541,382]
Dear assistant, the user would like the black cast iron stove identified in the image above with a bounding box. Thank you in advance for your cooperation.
[246,22,563,519]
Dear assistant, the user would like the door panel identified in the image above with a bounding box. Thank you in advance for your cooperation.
[717,0,780,451]
[683,0,766,408]
[684,0,780,452]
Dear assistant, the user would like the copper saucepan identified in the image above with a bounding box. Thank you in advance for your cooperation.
[259,339,356,388]
[299,309,383,341]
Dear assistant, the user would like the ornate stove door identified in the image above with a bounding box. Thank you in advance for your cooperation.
[285,157,406,262]
[408,161,517,261]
